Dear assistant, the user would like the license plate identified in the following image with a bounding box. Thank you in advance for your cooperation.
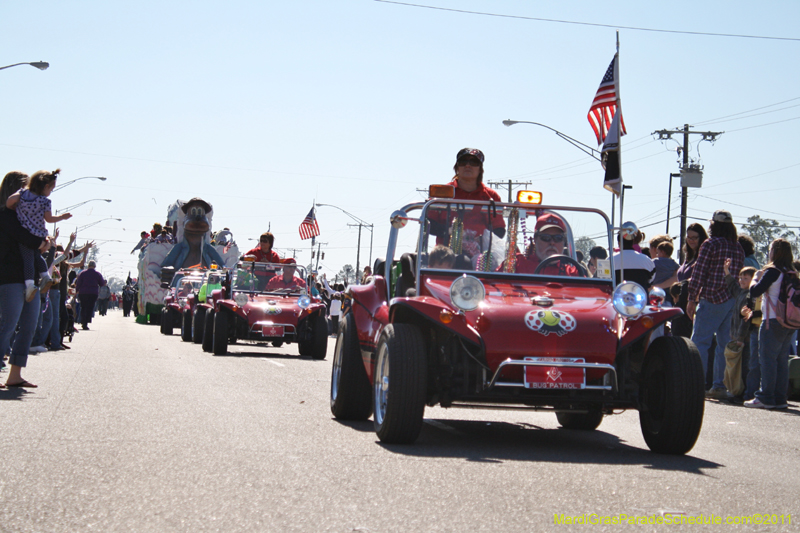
[262,325,284,337]
[523,357,585,389]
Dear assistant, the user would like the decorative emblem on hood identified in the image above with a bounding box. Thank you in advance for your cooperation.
[525,310,577,337]
[532,296,554,307]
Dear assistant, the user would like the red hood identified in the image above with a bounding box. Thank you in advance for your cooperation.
[422,274,618,371]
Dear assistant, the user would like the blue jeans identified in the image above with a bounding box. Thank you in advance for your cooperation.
[691,298,734,390]
[755,319,793,406]
[0,283,41,368]
[745,329,761,400]
[48,289,61,346]
[32,293,53,347]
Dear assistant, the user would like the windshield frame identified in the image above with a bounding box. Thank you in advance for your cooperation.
[383,198,617,302]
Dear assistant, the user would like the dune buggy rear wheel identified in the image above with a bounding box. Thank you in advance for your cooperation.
[181,310,192,342]
[212,308,229,356]
[192,307,206,344]
[373,323,427,444]
[330,313,372,420]
[639,335,705,455]
[202,309,215,352]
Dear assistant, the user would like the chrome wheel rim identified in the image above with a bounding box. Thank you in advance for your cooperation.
[331,331,345,402]
[374,342,389,425]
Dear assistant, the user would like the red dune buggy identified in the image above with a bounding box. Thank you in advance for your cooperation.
[330,188,704,455]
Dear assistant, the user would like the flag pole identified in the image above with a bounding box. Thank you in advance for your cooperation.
[310,200,316,268]
[615,31,625,284]
[615,31,623,232]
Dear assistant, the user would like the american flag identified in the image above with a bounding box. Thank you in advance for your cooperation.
[588,55,626,146]
[299,207,320,240]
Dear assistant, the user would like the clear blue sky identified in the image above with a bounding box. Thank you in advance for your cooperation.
[2,0,798,281]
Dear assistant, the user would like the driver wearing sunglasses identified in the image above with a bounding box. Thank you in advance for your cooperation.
[498,212,580,276]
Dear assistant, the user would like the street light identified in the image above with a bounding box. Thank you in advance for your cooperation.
[54,176,107,192]
[0,61,49,72]
[316,203,374,279]
[76,217,122,232]
[56,198,112,215]
[503,119,601,161]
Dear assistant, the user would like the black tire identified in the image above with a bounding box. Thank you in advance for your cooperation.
[639,335,705,455]
[192,307,206,344]
[272,341,284,348]
[181,310,192,342]
[330,314,372,420]
[160,311,169,335]
[373,323,427,444]
[202,309,215,352]
[162,309,174,336]
[556,408,604,431]
[310,312,328,360]
[298,313,327,358]
[213,308,229,356]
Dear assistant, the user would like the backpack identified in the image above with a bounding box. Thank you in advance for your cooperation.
[771,270,800,329]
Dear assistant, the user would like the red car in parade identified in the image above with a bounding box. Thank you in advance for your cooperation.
[208,259,329,359]
[159,267,207,339]
[330,186,705,455]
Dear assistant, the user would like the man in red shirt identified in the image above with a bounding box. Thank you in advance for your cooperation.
[265,259,307,291]
[498,212,581,276]
[429,148,506,258]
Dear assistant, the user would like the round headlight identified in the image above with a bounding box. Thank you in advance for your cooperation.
[297,295,311,309]
[449,274,485,312]
[612,281,647,317]
[648,286,666,307]
[234,293,249,307]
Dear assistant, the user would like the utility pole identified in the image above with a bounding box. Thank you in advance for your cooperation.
[652,124,722,262]
[314,242,328,271]
[487,180,532,203]
[286,248,303,259]
[347,223,364,278]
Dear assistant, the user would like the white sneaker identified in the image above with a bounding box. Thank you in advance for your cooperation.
[29,345,48,354]
[744,398,774,409]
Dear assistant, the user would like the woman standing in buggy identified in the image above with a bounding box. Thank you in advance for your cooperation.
[428,148,505,265]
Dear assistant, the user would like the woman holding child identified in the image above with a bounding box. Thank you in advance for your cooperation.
[0,171,49,388]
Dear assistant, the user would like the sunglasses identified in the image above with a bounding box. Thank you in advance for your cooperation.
[259,239,271,243]
[536,233,565,243]
[457,158,481,167]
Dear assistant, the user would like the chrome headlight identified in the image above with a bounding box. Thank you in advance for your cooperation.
[234,293,249,307]
[297,295,311,309]
[648,286,666,307]
[612,281,647,317]
[449,274,485,312]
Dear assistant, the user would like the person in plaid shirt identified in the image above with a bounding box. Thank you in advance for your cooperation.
[687,210,745,398]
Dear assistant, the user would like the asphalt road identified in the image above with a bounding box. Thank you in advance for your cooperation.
[2,311,799,532]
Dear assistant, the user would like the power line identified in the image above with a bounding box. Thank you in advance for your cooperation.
[374,0,800,42]
[693,96,800,125]
[726,115,800,132]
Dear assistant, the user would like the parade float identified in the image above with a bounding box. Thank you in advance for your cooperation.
[135,197,239,324]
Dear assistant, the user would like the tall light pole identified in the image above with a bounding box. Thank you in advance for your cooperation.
[54,176,107,192]
[0,61,49,72]
[503,119,601,161]
[76,217,121,232]
[316,203,374,280]
[56,198,111,215]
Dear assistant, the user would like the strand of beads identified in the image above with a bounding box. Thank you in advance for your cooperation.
[451,218,464,255]
[505,208,519,273]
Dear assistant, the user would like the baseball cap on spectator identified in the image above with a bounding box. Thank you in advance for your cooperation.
[712,210,733,223]
[455,148,485,165]
[535,213,567,233]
